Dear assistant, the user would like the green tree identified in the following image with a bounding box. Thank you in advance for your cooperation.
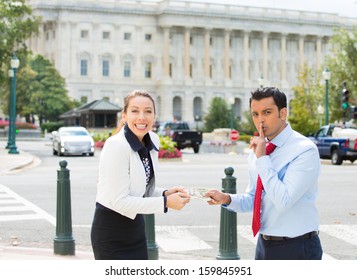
[325,27,357,123]
[16,65,42,123]
[27,55,72,124]
[239,110,256,135]
[0,0,41,112]
[204,97,235,132]
[289,66,324,135]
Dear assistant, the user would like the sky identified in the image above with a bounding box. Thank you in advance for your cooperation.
[178,0,357,18]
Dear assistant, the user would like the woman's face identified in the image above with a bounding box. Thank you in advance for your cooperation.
[122,95,156,142]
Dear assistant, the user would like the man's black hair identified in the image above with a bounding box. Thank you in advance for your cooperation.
[249,87,287,111]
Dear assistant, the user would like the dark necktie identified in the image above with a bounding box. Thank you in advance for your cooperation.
[252,142,276,237]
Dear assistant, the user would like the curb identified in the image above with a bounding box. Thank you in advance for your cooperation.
[0,149,37,175]
[0,246,94,260]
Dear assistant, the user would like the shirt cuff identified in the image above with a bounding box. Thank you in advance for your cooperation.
[163,191,168,213]
[222,193,232,207]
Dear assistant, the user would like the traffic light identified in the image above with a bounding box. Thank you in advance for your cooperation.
[341,87,349,110]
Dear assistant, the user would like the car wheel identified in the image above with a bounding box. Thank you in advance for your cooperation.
[89,152,94,156]
[57,144,63,156]
[331,150,343,165]
[193,145,200,153]
[53,148,57,155]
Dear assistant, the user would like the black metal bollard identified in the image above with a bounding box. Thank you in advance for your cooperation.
[53,160,75,255]
[144,214,159,259]
[216,166,240,260]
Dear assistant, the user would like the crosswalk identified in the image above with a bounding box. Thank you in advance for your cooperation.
[0,184,55,225]
[1,183,356,260]
[155,225,342,259]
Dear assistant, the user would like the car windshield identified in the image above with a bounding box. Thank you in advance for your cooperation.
[60,130,88,136]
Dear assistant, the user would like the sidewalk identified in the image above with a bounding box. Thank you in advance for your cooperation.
[0,145,96,260]
[0,146,34,175]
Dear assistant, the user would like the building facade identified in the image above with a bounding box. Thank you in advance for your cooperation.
[26,0,357,125]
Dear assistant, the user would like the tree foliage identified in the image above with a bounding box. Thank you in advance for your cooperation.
[239,110,256,135]
[325,27,357,123]
[0,0,41,109]
[27,55,72,124]
[4,54,73,124]
[289,66,324,135]
[203,97,240,132]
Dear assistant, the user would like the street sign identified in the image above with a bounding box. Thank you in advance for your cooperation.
[230,129,239,141]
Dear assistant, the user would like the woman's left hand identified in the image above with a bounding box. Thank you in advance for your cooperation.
[165,186,187,196]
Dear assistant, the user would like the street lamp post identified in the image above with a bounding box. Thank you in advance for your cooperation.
[258,74,264,89]
[6,69,14,149]
[8,52,20,154]
[229,97,235,130]
[322,67,331,125]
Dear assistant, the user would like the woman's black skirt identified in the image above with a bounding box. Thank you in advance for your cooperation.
[91,203,148,260]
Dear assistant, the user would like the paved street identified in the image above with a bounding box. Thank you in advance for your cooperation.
[0,139,356,260]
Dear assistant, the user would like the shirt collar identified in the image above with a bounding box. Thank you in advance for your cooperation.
[124,123,158,152]
[268,122,292,148]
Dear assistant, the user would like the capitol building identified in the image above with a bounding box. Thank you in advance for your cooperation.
[26,0,357,124]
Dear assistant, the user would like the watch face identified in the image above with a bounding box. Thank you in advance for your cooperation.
[185,188,211,201]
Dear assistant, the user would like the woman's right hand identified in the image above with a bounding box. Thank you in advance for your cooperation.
[166,192,190,210]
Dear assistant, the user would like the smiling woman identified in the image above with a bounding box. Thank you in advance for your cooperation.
[90,89,191,260]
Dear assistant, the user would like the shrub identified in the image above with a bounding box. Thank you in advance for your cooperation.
[40,121,64,132]
[159,136,181,158]
[239,134,253,144]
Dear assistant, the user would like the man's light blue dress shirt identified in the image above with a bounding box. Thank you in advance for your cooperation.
[226,123,321,237]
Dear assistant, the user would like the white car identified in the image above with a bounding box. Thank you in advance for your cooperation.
[52,126,95,156]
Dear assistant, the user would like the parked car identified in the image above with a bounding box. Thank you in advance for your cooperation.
[52,126,95,156]
[308,125,357,165]
[156,121,202,153]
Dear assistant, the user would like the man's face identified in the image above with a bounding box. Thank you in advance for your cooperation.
[250,96,287,140]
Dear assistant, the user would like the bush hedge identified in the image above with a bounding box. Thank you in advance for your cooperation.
[0,120,38,129]
[40,121,64,132]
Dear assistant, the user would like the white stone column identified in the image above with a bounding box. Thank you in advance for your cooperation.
[224,29,231,80]
[262,32,269,81]
[280,33,287,84]
[184,93,193,122]
[204,28,211,79]
[57,22,69,78]
[162,26,171,78]
[70,21,77,79]
[299,34,305,70]
[184,27,191,79]
[316,36,322,71]
[243,30,250,84]
[160,88,172,121]
[113,24,121,81]
[92,22,100,82]
[37,22,46,55]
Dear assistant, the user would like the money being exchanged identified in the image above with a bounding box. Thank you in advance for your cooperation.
[185,188,211,201]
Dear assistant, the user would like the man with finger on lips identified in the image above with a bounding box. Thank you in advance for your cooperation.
[205,87,323,260]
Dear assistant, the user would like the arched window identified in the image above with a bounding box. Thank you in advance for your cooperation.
[193,97,203,120]
[173,96,182,121]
